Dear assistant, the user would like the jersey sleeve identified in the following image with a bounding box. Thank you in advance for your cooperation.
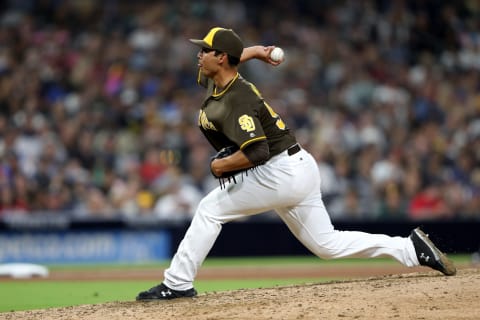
[221,94,267,149]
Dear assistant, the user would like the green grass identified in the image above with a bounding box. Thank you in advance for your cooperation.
[0,278,325,313]
[0,255,471,313]
[0,281,147,312]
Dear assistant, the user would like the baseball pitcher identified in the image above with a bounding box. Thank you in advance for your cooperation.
[136,27,456,301]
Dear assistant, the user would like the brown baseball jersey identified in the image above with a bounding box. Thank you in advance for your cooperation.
[197,71,297,158]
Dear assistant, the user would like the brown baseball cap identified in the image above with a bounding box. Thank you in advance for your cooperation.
[189,27,244,59]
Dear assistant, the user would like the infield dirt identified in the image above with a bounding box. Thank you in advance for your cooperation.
[1,265,479,320]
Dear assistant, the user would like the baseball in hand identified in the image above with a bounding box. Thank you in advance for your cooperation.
[270,47,284,62]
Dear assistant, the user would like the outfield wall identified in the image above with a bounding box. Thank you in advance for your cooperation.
[0,215,478,264]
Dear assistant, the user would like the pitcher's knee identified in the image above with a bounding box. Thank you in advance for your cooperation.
[309,232,343,259]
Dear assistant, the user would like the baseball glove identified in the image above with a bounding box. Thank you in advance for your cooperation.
[210,145,246,188]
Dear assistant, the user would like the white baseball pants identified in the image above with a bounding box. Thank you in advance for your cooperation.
[164,147,419,290]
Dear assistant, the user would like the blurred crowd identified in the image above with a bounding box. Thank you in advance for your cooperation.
[0,0,479,221]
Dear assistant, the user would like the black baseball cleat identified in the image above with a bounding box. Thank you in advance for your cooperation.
[410,228,456,276]
[136,283,197,301]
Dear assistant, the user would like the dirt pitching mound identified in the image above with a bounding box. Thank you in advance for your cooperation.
[2,268,479,320]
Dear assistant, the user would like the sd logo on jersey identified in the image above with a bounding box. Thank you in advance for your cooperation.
[238,114,255,132]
